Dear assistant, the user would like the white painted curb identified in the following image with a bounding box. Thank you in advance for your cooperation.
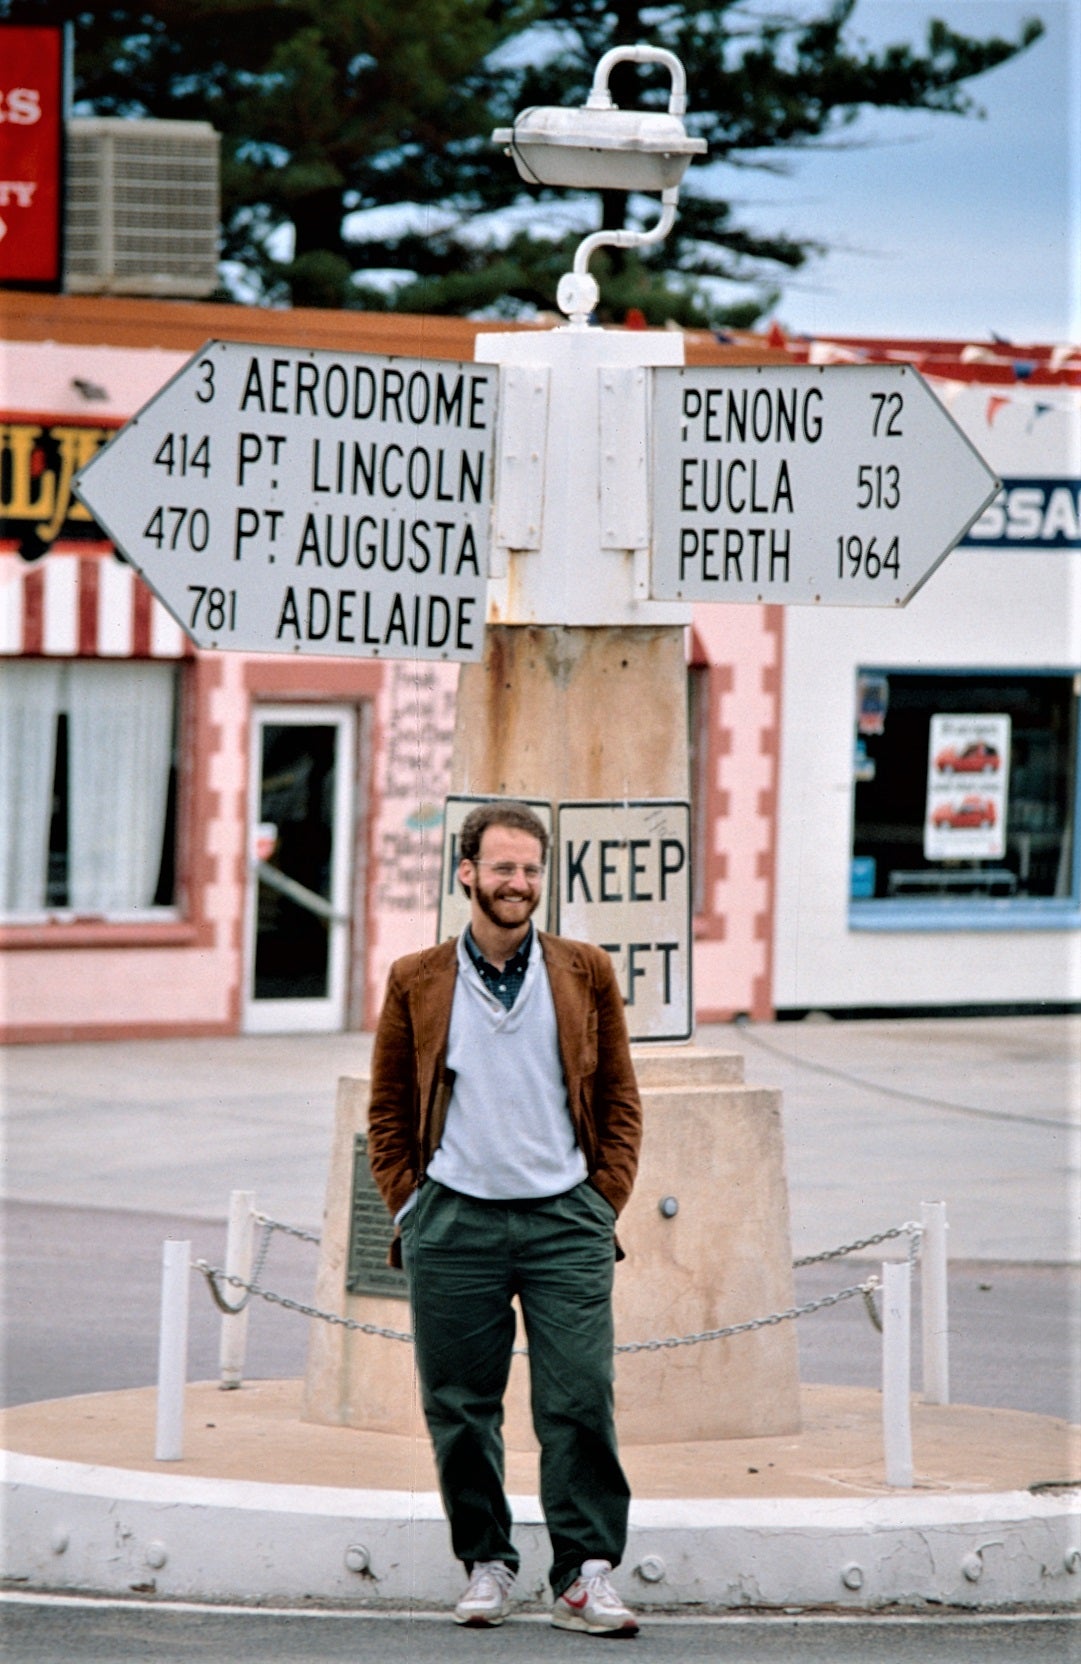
[3,1452,1078,1610]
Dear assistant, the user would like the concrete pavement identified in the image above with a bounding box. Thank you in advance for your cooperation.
[2,1013,1079,1610]
[3,1013,1077,1259]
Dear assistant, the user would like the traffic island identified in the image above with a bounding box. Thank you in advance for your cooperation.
[3,1380,1077,1610]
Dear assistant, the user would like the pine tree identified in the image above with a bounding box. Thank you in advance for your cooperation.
[6,0,1042,320]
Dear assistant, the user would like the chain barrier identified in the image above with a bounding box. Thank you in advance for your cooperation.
[793,1220,923,1333]
[253,1213,322,1246]
[194,1214,926,1353]
[614,1276,881,1353]
[195,1262,416,1343]
[201,1215,323,1316]
[793,1221,922,1268]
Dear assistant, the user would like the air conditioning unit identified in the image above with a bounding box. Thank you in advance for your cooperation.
[65,117,221,298]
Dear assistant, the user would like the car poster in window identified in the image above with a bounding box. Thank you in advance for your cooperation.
[924,714,1011,861]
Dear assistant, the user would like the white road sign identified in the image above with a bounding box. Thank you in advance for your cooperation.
[650,363,1000,606]
[72,340,498,660]
[556,800,692,1043]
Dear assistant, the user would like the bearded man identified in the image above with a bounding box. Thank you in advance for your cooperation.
[367,799,642,1635]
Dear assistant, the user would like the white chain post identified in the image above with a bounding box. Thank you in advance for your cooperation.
[921,1200,950,1405]
[882,1259,914,1487]
[219,1189,255,1390]
[155,1239,191,1461]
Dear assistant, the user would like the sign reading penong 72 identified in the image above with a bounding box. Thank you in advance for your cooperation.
[649,363,1001,607]
[72,340,498,661]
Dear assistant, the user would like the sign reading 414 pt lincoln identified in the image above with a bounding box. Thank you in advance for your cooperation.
[73,340,498,661]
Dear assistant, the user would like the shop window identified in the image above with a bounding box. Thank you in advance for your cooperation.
[850,669,1079,928]
[0,660,180,921]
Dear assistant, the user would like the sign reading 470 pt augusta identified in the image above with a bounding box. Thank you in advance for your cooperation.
[73,340,498,659]
[651,363,1000,607]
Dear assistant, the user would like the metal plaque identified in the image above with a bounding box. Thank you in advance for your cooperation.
[346,1133,408,1299]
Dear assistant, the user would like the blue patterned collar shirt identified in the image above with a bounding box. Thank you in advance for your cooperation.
[463,924,534,1011]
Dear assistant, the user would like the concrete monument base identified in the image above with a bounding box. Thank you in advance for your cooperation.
[302,1043,799,1447]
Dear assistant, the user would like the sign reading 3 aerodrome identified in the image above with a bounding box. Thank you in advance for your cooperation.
[650,364,1000,607]
[73,340,497,659]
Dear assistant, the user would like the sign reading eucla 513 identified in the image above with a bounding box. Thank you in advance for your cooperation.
[73,341,497,660]
[650,364,1000,607]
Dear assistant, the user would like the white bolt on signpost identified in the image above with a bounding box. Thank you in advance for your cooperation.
[882,1258,915,1488]
[155,1239,191,1462]
[921,1200,950,1405]
[219,1189,255,1390]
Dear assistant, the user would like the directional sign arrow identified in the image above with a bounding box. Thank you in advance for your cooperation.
[72,339,498,660]
[650,363,1000,606]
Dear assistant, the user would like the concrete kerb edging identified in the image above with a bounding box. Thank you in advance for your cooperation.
[3,1452,1079,1612]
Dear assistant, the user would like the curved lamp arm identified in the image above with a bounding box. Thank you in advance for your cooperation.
[557,186,679,327]
[586,44,689,117]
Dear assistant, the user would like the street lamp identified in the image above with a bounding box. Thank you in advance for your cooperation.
[492,44,706,326]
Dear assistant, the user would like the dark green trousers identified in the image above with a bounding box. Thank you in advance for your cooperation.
[400,1178,630,1597]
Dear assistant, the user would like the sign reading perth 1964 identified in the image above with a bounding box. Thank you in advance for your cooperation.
[73,341,498,660]
[650,363,1000,607]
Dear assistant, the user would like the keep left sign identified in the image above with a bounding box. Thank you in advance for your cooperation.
[556,800,692,1042]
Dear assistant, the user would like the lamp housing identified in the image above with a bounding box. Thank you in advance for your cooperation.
[493,105,705,194]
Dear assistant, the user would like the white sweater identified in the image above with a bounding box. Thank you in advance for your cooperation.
[425,932,588,1200]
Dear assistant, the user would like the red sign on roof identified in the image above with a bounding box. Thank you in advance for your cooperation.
[0,23,67,288]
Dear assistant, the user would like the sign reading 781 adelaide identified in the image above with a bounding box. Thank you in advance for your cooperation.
[73,340,498,660]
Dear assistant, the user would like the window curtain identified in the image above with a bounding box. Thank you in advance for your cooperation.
[67,662,176,913]
[0,662,62,913]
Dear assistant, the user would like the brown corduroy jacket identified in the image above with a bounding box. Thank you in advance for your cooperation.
[367,932,642,1263]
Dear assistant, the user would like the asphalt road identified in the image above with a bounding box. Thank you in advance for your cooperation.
[2,1197,1078,1419]
[1,1597,1076,1664]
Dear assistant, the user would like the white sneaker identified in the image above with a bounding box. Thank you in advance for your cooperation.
[552,1559,639,1636]
[454,1559,515,1626]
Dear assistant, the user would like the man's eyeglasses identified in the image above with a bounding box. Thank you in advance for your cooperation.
[472,861,545,882]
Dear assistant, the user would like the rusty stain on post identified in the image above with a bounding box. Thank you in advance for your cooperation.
[451,623,690,806]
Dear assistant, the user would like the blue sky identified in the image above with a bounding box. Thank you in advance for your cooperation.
[731,0,1079,343]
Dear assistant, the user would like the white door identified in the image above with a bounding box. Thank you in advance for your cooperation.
[243,704,355,1033]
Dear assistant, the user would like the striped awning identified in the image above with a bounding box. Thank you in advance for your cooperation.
[1,545,189,658]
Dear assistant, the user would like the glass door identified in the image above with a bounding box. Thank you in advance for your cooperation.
[243,705,355,1033]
